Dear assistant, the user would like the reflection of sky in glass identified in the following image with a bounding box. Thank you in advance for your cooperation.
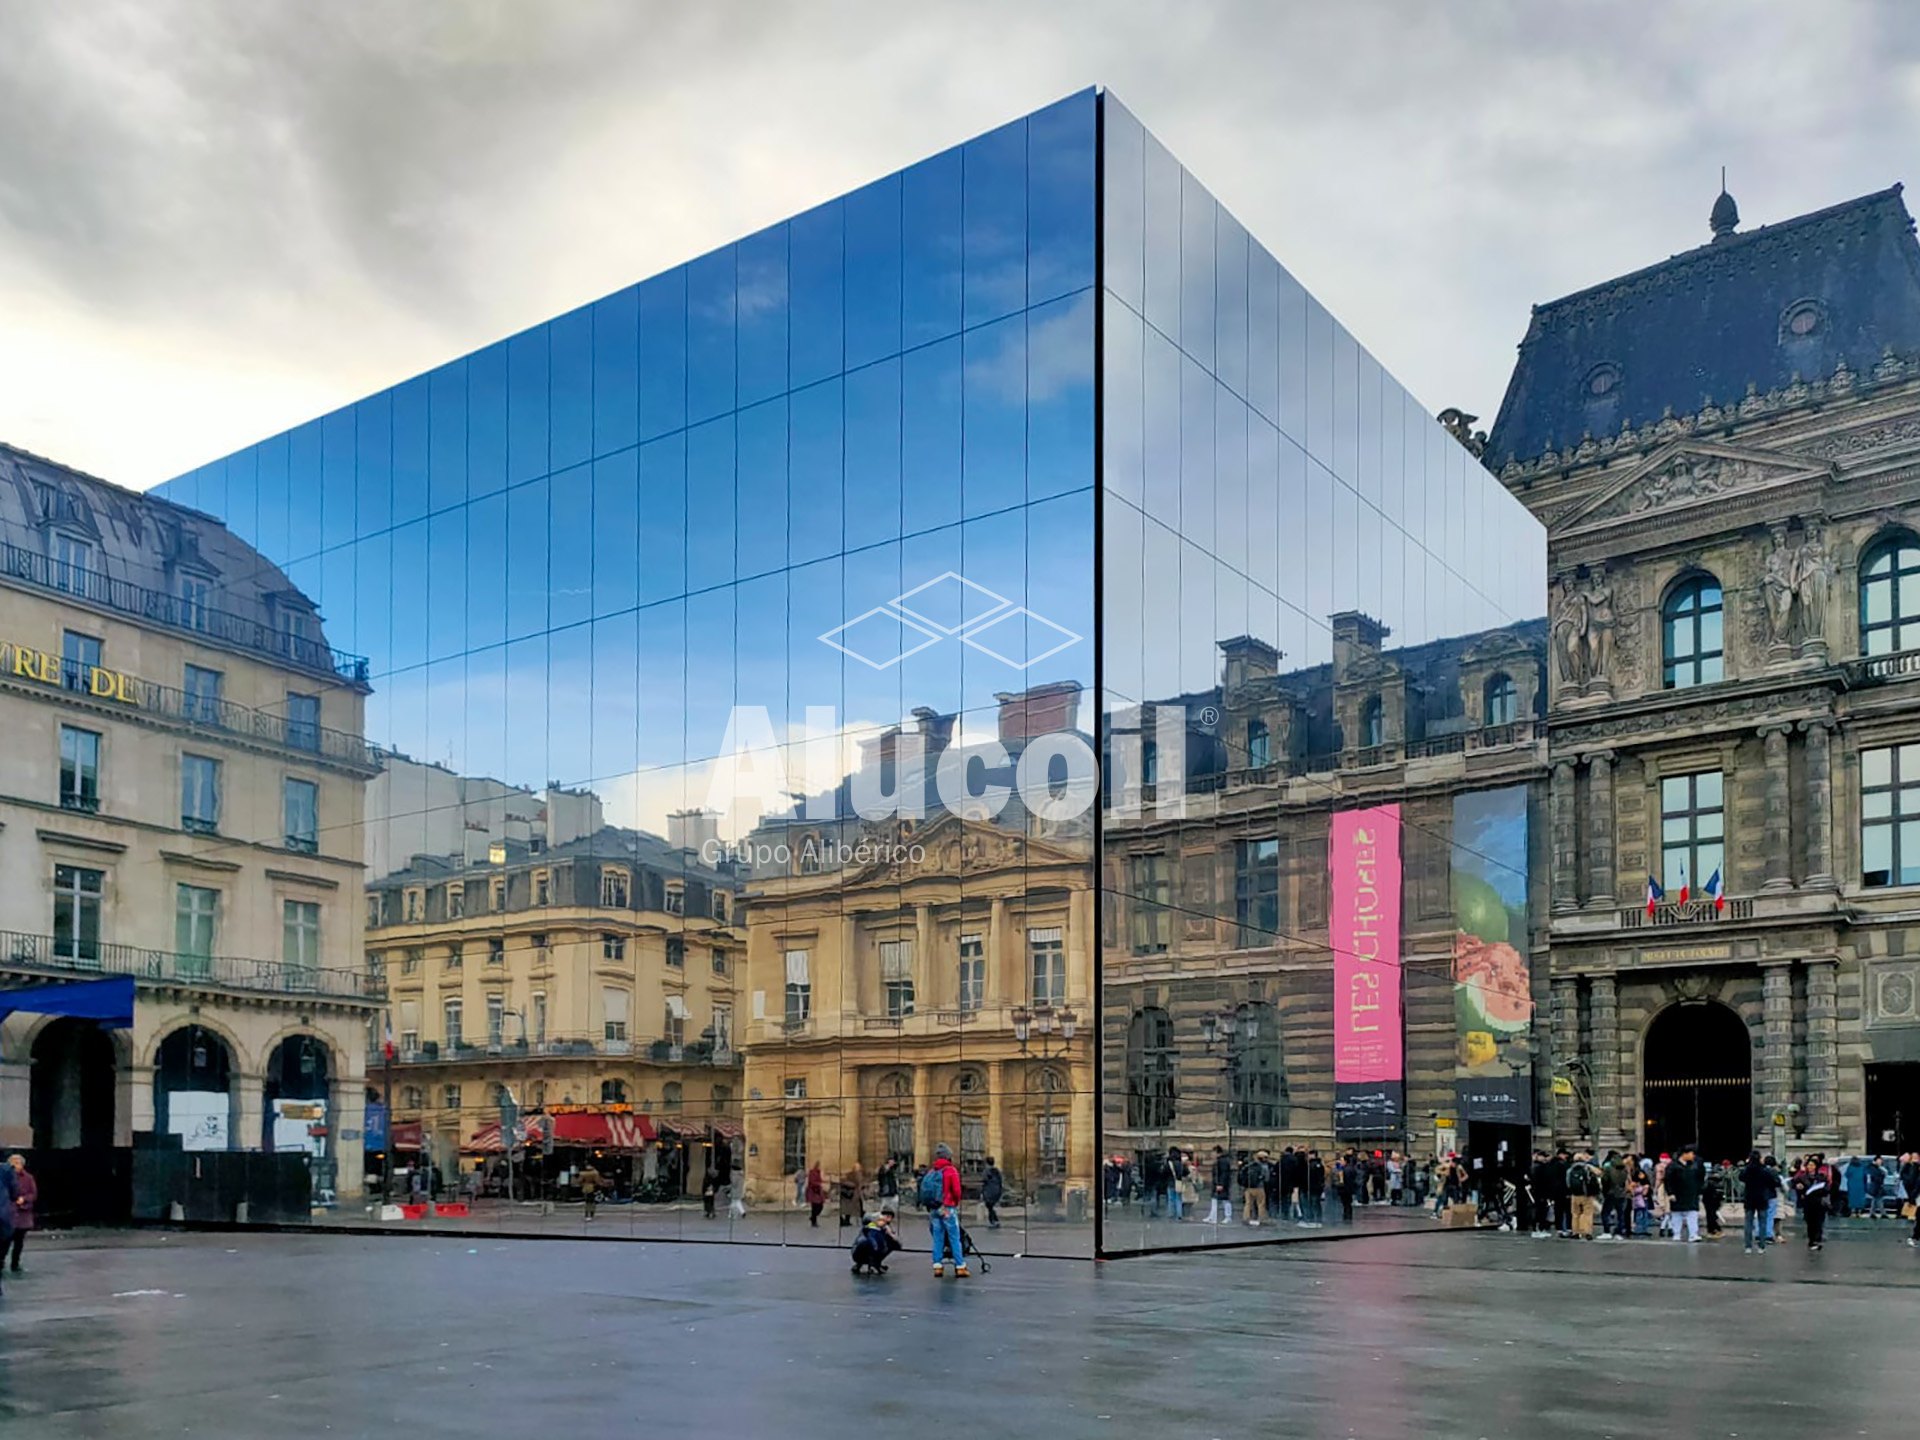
[1099,94,1546,711]
[156,90,1099,840]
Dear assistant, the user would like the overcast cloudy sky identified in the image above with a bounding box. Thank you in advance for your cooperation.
[2,1,1916,489]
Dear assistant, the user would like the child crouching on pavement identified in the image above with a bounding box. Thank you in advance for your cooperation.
[851,1207,904,1275]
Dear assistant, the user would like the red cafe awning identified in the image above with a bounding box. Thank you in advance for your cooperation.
[465,1112,655,1153]
[392,1121,425,1150]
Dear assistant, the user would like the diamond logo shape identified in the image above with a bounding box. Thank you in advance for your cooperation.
[818,607,944,670]
[958,606,1082,671]
[892,571,1009,635]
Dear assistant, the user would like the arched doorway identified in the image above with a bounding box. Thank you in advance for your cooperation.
[154,1026,235,1149]
[1643,1001,1753,1162]
[29,1018,116,1150]
[262,1035,331,1152]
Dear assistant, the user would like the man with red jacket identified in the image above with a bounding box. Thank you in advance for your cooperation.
[925,1143,968,1279]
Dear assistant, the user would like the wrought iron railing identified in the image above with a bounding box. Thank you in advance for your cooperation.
[1,540,370,686]
[1619,897,1755,929]
[367,1036,736,1065]
[1,929,381,1000]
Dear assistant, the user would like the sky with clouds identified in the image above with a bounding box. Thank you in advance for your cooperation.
[2,1,1917,491]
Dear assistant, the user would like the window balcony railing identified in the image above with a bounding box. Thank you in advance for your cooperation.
[1,929,382,1000]
[1845,648,1920,687]
[1618,897,1755,929]
[366,1036,737,1066]
[1,539,370,686]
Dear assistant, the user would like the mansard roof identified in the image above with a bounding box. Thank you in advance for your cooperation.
[1486,187,1920,470]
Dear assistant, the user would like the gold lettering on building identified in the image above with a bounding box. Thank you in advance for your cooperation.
[1642,944,1733,964]
[1,639,139,704]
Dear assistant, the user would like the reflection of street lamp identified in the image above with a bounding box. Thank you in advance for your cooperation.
[1203,1006,1260,1160]
[1558,1057,1593,1146]
[1012,1003,1078,1194]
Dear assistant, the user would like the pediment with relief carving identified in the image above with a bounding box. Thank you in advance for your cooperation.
[1549,440,1833,537]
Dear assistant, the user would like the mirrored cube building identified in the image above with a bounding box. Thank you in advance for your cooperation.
[158,87,1546,1254]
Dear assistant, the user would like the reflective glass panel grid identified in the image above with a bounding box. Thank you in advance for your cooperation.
[1097,95,1548,1254]
[159,91,1099,1257]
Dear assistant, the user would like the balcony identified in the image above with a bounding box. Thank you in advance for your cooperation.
[1619,898,1756,930]
[1844,648,1920,688]
[2,539,370,686]
[366,1035,736,1067]
[1,929,381,1001]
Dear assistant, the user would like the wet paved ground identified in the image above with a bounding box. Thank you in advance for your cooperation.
[3,1219,1918,1439]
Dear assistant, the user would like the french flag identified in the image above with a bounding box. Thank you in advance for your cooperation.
[1676,864,1691,908]
[1645,874,1664,917]
[383,1013,396,1062]
[1704,867,1726,913]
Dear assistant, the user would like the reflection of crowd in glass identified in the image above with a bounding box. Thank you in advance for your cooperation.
[1106,1146,1428,1226]
[1432,1146,1920,1253]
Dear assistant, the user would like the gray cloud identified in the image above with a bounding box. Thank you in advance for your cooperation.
[2,0,1918,486]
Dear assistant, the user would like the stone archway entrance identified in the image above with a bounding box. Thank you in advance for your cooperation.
[1643,1000,1753,1162]
[29,1017,116,1151]
[154,1026,236,1149]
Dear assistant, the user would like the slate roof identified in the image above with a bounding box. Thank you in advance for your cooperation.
[1485,187,1920,468]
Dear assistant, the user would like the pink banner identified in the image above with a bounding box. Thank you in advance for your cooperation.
[1330,806,1404,1118]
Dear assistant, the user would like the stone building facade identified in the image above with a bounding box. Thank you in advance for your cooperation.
[1489,184,1920,1159]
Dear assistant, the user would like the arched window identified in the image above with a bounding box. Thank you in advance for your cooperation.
[1663,576,1724,688]
[1484,673,1518,728]
[661,1081,682,1111]
[1125,1006,1176,1128]
[1860,534,1920,657]
[1361,697,1384,748]
[601,1078,628,1104]
[1227,1001,1287,1129]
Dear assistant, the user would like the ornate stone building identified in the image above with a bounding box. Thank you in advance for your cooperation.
[1489,184,1920,1159]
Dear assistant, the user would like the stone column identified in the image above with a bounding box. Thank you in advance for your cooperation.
[334,1078,367,1201]
[1801,719,1836,888]
[234,1071,265,1152]
[1761,962,1796,1119]
[1760,725,1794,891]
[985,896,1008,1009]
[0,1058,30,1151]
[987,1059,1009,1172]
[915,904,936,1009]
[1589,973,1625,1150]
[1805,957,1840,1139]
[1550,977,1581,1143]
[1586,752,1616,909]
[1551,761,1581,913]
[912,1064,935,1167]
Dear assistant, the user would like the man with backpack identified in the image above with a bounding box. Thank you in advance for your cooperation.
[1241,1152,1271,1226]
[1566,1151,1602,1239]
[921,1143,968,1278]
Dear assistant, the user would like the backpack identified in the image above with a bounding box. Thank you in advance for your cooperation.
[918,1166,948,1210]
[1245,1160,1270,1189]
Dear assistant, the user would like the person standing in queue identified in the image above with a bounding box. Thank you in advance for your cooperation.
[1796,1154,1833,1251]
[922,1143,967,1279]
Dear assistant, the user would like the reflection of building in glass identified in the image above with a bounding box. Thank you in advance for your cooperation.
[1102,619,1549,1160]
[1490,184,1920,1163]
[0,443,382,1208]
[365,822,743,1192]
[366,751,603,881]
[740,684,1095,1206]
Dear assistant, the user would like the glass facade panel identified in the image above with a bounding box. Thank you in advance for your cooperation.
[158,88,1544,1258]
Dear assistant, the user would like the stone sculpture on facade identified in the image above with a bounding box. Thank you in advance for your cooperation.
[1551,571,1614,695]
[1763,526,1834,654]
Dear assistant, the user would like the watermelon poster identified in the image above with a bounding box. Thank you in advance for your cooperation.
[1451,785,1533,1124]
[1329,805,1405,1135]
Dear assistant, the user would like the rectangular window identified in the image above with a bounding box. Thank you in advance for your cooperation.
[665,884,685,916]
[603,987,630,1045]
[181,754,221,833]
[602,932,626,961]
[488,936,506,966]
[447,884,466,919]
[960,1116,987,1179]
[1862,744,1920,887]
[1234,838,1282,946]
[284,778,318,853]
[401,947,422,975]
[446,943,463,969]
[367,893,384,929]
[403,889,424,923]
[1246,717,1270,768]
[880,938,915,1017]
[178,575,211,631]
[533,871,550,906]
[1141,738,1159,787]
[286,692,320,752]
[1129,855,1170,954]
[491,878,506,912]
[664,993,687,1047]
[1036,1114,1068,1179]
[174,884,218,975]
[184,664,223,724]
[51,534,92,595]
[532,992,547,1045]
[712,891,729,922]
[784,948,812,1024]
[487,993,505,1046]
[600,868,629,907]
[443,997,463,1049]
[711,946,727,976]
[53,865,103,964]
[1660,771,1726,897]
[885,1115,914,1163]
[59,726,100,812]
[531,933,550,964]
[282,900,320,982]
[1029,926,1066,1006]
[443,1084,462,1111]
[958,933,985,1012]
[666,936,685,969]
[782,1116,807,1177]
[711,1003,732,1051]
[398,999,418,1056]
[61,630,101,692]
[783,1077,808,1100]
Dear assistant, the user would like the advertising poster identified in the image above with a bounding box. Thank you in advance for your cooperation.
[167,1091,230,1152]
[1329,805,1405,1133]
[1451,785,1534,1123]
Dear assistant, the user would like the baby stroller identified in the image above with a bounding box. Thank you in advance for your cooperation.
[958,1224,992,1275]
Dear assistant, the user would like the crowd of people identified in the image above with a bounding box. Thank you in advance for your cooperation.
[1105,1145,1429,1225]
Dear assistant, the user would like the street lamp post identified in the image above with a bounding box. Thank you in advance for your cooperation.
[1011,1002,1077,1208]
[1202,1005,1260,1163]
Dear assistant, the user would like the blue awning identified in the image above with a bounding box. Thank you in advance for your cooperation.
[0,976,134,1027]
